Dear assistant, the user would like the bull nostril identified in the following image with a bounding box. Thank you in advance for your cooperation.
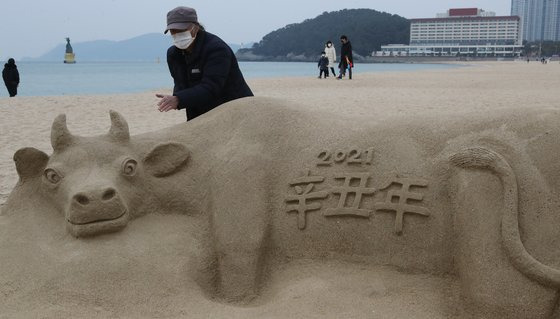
[74,194,90,205]
[102,188,116,201]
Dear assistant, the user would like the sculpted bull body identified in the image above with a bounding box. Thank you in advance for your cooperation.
[4,97,560,318]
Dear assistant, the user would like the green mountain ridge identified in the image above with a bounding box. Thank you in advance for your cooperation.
[237,9,410,62]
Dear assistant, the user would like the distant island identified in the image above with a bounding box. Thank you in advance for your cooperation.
[23,33,251,62]
[237,9,410,62]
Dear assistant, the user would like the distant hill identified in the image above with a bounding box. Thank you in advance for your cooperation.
[24,33,250,62]
[237,9,410,62]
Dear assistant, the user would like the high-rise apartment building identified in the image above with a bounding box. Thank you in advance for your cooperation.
[512,0,560,41]
[544,0,560,40]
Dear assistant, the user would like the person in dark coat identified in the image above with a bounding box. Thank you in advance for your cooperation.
[156,6,253,121]
[337,35,353,80]
[2,58,20,97]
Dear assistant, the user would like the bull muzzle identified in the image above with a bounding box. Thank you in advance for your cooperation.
[66,186,129,237]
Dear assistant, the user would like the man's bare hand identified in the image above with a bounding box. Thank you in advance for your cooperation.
[156,94,179,112]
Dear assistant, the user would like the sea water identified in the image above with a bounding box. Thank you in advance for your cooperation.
[5,61,459,97]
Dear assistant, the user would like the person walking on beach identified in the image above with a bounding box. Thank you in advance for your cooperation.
[317,52,329,79]
[324,40,336,77]
[2,58,20,97]
[337,35,353,80]
[156,6,253,121]
[325,40,336,77]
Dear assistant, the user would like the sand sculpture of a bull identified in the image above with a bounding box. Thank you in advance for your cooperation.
[4,97,560,318]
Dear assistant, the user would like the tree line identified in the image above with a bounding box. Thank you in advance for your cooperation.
[237,9,410,61]
[523,41,560,57]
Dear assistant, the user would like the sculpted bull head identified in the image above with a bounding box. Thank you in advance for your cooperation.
[12,111,190,237]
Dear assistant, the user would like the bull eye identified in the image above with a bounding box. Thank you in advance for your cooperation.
[122,158,137,176]
[44,168,62,184]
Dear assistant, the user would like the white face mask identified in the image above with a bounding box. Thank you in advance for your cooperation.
[172,31,195,50]
[327,43,332,47]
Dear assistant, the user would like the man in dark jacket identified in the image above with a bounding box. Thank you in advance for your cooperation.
[156,6,253,121]
[2,58,20,97]
[337,35,353,80]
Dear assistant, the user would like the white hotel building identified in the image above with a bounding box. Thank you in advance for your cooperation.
[378,8,523,57]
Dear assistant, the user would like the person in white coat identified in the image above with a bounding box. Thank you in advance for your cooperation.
[324,40,337,78]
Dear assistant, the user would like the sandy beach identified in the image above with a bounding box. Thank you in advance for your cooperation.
[2,61,558,205]
[1,61,560,318]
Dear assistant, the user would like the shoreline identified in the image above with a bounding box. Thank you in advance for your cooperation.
[237,56,522,63]
[0,61,462,98]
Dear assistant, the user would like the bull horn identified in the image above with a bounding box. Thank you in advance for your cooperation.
[51,114,74,151]
[108,110,130,142]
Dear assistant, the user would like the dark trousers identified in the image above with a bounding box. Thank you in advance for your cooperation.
[319,69,328,78]
[339,65,352,79]
[329,67,336,77]
[5,84,17,97]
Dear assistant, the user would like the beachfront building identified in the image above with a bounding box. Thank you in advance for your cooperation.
[377,8,523,57]
[544,0,560,40]
[511,0,560,41]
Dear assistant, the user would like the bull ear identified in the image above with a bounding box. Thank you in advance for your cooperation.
[13,147,49,179]
[143,143,190,177]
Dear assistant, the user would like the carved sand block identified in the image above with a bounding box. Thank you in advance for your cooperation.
[3,97,560,318]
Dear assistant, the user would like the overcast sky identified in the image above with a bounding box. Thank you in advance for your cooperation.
[1,0,511,60]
